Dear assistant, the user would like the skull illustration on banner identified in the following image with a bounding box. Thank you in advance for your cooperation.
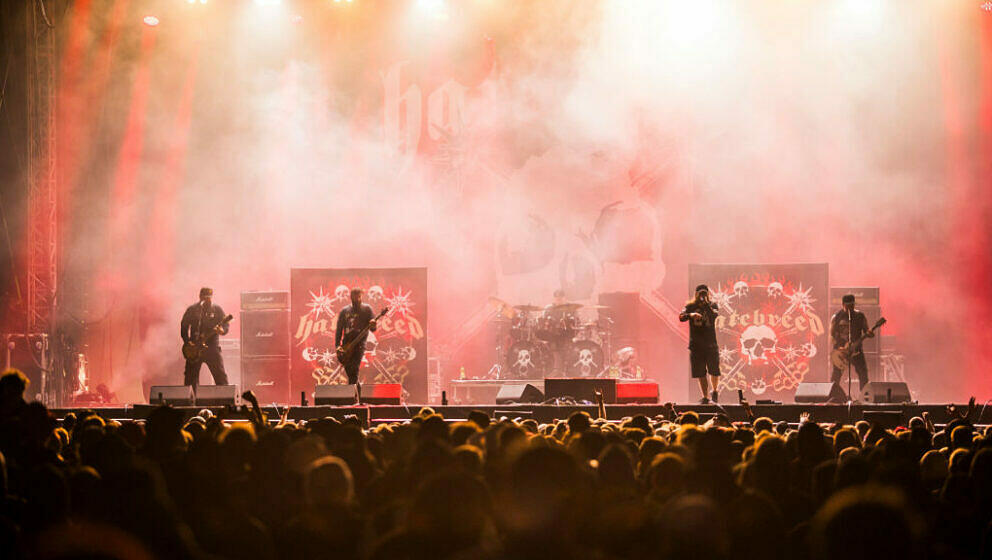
[291,268,429,403]
[689,264,829,401]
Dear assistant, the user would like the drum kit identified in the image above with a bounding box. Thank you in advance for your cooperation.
[489,298,615,380]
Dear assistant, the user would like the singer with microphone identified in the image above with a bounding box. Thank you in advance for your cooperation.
[829,294,874,400]
[679,284,722,404]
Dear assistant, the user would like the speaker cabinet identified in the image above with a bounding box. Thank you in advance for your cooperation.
[494,383,545,404]
[149,385,194,405]
[314,384,359,406]
[241,357,290,403]
[361,383,403,405]
[597,292,641,340]
[195,384,237,406]
[544,378,617,404]
[794,382,847,403]
[862,382,911,404]
[240,310,290,358]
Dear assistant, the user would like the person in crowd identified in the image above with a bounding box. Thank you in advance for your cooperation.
[1,366,991,560]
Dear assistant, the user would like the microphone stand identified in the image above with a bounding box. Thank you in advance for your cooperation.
[847,307,854,404]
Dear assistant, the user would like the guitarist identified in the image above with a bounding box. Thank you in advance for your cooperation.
[180,287,230,390]
[334,287,378,391]
[829,294,874,397]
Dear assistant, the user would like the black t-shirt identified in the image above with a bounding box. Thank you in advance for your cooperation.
[180,302,229,347]
[831,309,869,349]
[680,301,719,350]
[335,303,377,349]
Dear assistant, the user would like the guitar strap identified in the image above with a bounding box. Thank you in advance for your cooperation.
[195,303,205,339]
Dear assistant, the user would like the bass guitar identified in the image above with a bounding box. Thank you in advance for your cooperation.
[337,307,389,365]
[830,317,886,370]
[182,314,234,361]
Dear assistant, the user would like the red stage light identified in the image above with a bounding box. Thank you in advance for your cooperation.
[143,15,160,26]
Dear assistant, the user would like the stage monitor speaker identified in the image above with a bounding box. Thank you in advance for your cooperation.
[314,384,359,406]
[241,310,290,358]
[616,382,659,404]
[544,378,617,404]
[862,382,911,404]
[360,383,403,405]
[195,384,237,406]
[149,385,194,405]
[494,383,545,404]
[794,382,847,403]
[241,357,290,403]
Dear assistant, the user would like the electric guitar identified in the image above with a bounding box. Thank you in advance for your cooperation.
[830,317,886,370]
[182,314,233,361]
[336,307,389,364]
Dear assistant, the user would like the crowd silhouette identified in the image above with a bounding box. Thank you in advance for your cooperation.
[0,368,990,560]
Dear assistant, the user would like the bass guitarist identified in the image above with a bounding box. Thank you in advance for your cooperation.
[180,287,230,390]
[335,287,378,393]
[829,293,874,398]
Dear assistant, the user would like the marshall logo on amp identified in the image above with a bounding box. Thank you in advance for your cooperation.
[241,291,290,311]
[255,331,274,338]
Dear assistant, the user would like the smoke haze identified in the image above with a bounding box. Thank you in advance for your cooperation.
[10,0,988,402]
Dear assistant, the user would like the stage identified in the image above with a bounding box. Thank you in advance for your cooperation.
[50,402,987,429]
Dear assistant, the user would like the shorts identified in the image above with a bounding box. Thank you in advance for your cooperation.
[690,347,721,378]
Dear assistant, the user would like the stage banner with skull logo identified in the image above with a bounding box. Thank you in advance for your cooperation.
[290,268,428,403]
[687,263,829,402]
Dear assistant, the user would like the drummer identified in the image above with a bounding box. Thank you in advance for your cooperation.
[539,290,576,347]
[543,289,570,320]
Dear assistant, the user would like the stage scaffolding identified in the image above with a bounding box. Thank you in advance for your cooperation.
[17,0,58,404]
[25,0,57,334]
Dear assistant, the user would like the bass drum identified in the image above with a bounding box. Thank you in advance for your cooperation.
[535,313,579,343]
[564,339,605,378]
[504,340,551,379]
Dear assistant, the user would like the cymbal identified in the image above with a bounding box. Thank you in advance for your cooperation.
[487,296,517,319]
[513,304,542,312]
[487,296,510,307]
[549,303,583,313]
[550,302,611,312]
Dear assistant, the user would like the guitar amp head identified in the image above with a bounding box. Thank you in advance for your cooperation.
[241,291,290,311]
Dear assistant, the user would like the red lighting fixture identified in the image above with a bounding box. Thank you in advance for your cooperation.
[143,15,160,26]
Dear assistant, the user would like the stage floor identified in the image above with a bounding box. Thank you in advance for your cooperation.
[51,403,985,427]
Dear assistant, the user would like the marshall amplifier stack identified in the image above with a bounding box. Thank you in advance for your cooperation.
[241,291,290,403]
